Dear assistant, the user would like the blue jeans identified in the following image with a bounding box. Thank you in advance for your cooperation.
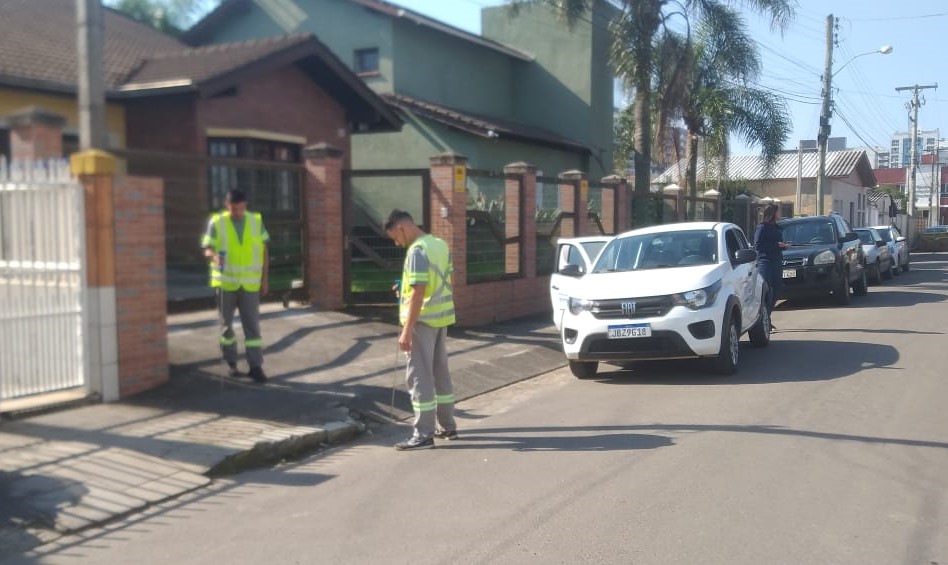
[758,259,781,313]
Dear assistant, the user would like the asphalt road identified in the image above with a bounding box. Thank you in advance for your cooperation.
[12,254,948,565]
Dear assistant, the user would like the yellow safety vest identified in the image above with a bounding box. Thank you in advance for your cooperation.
[400,234,456,328]
[202,211,266,292]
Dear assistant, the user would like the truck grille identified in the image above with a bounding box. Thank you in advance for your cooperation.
[782,257,807,268]
[591,295,674,320]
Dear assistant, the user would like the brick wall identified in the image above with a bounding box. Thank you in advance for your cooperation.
[304,144,345,310]
[124,94,199,152]
[196,66,350,163]
[113,176,169,397]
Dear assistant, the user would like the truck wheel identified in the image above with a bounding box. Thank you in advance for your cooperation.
[748,299,771,348]
[713,311,740,375]
[835,269,852,305]
[853,266,868,296]
[569,360,598,379]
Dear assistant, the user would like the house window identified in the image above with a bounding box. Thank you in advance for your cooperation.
[354,48,379,75]
[207,137,302,211]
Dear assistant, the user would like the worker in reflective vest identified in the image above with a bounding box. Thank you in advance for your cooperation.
[201,189,270,383]
[385,209,458,451]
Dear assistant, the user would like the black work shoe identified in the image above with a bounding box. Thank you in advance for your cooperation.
[227,362,244,378]
[394,436,434,451]
[433,429,459,441]
[248,366,268,384]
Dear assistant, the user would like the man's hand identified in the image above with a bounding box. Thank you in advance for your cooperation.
[260,278,269,298]
[398,327,412,352]
[204,249,222,267]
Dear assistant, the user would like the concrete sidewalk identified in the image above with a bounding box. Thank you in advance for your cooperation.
[0,305,564,557]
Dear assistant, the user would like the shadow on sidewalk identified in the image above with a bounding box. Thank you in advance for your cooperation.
[0,471,87,561]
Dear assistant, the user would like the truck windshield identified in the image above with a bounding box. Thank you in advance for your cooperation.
[592,230,718,273]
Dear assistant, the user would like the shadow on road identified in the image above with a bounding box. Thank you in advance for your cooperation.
[778,289,945,310]
[463,423,948,451]
[591,339,899,385]
[436,432,674,452]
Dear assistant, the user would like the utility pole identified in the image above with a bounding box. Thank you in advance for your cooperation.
[815,14,835,216]
[77,0,107,150]
[795,140,803,214]
[895,83,937,240]
[930,146,937,227]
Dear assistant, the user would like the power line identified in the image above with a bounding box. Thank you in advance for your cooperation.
[848,12,948,22]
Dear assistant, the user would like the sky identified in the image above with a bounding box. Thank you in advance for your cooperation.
[184,0,948,158]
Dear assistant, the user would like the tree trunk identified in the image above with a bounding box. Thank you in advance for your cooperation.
[685,130,699,220]
[631,0,663,227]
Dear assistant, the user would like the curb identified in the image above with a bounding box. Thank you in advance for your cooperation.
[0,419,366,559]
[206,419,365,477]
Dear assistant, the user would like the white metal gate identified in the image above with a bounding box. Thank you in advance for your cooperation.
[0,157,87,405]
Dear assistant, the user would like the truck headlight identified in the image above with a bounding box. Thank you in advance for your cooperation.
[813,250,835,265]
[568,297,594,315]
[672,280,722,310]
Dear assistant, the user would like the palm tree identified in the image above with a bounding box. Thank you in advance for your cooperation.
[676,5,791,218]
[506,0,794,225]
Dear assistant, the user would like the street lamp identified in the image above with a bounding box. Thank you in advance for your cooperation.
[816,37,893,216]
[833,46,893,77]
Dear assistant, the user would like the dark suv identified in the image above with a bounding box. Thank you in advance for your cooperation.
[778,214,867,304]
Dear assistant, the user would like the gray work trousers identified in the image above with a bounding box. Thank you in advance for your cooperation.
[218,288,263,369]
[406,323,456,439]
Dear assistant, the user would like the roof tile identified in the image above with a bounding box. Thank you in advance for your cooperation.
[0,0,185,91]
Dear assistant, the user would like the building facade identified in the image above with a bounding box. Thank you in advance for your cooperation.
[882,129,940,169]
[184,0,615,178]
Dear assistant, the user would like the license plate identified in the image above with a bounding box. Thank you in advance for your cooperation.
[607,323,652,339]
[782,269,797,279]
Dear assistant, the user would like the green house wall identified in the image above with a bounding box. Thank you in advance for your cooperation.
[195,0,610,177]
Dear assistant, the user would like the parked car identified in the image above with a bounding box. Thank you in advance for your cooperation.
[556,222,770,379]
[778,213,867,305]
[550,236,611,330]
[872,225,910,273]
[854,227,895,284]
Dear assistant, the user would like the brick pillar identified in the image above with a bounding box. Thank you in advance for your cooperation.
[560,170,589,235]
[303,142,345,310]
[72,150,169,399]
[429,152,469,318]
[602,175,629,233]
[113,175,168,396]
[429,152,468,276]
[71,151,120,401]
[6,107,66,161]
[505,162,537,278]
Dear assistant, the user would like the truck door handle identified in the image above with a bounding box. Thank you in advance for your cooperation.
[551,285,559,290]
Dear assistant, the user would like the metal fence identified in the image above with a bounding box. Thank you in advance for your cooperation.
[535,175,574,276]
[0,157,87,404]
[115,149,305,309]
[587,182,619,235]
[467,170,523,283]
[343,169,429,304]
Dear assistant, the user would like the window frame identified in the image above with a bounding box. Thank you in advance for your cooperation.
[354,47,380,76]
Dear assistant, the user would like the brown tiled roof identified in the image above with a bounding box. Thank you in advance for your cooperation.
[382,93,590,154]
[0,1,401,131]
[0,0,185,92]
[873,167,907,185]
[124,33,312,87]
